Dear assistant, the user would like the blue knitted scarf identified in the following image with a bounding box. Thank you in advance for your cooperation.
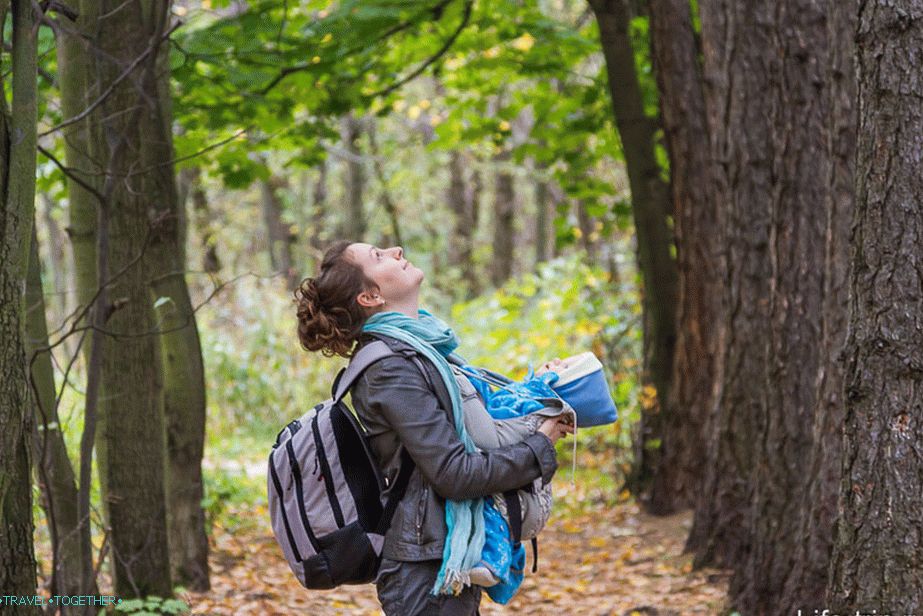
[361,309,484,595]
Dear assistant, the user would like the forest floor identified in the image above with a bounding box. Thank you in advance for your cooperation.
[181,485,733,616]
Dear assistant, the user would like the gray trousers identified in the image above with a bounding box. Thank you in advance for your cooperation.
[375,558,482,615]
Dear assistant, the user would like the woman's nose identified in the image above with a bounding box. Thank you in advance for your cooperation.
[388,246,403,259]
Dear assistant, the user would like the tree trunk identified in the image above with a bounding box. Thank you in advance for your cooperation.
[40,192,73,328]
[646,0,723,516]
[733,0,833,609]
[490,152,515,288]
[683,7,846,614]
[88,0,174,597]
[259,175,298,290]
[829,2,923,610]
[58,0,100,325]
[533,163,556,267]
[778,2,856,611]
[25,222,90,606]
[340,113,366,240]
[575,201,599,263]
[181,167,221,275]
[590,0,678,506]
[0,0,40,609]
[683,0,774,572]
[448,150,480,296]
[146,22,211,592]
[310,160,328,253]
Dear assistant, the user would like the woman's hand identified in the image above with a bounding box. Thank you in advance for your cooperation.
[538,417,575,443]
[535,357,567,376]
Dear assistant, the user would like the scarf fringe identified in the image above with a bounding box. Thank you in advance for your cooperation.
[436,567,472,596]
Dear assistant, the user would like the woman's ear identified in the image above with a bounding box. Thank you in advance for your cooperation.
[356,289,384,308]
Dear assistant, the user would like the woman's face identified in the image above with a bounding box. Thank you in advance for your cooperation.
[347,242,424,308]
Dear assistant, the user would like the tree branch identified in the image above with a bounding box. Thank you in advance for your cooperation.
[368,0,473,99]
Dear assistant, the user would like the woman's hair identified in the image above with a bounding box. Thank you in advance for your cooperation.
[294,240,377,358]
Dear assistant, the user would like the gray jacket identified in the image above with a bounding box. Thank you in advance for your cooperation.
[348,333,559,562]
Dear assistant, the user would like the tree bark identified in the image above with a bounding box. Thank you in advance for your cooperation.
[340,113,366,240]
[259,175,298,290]
[490,151,515,288]
[180,167,221,275]
[40,192,73,327]
[310,160,328,253]
[646,0,723,515]
[829,1,923,610]
[589,0,678,505]
[448,150,481,296]
[779,1,856,611]
[683,0,774,573]
[86,0,174,596]
[575,201,599,263]
[682,6,847,615]
[146,17,211,592]
[533,162,556,267]
[0,0,40,609]
[26,222,90,606]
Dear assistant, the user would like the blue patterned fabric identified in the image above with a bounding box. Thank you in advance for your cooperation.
[462,365,560,419]
[460,366,556,604]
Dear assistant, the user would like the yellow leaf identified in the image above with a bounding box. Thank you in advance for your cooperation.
[482,46,501,59]
[407,105,421,120]
[512,33,535,52]
[498,120,511,131]
[311,56,321,64]
[321,33,333,44]
[419,99,431,110]
[589,537,607,548]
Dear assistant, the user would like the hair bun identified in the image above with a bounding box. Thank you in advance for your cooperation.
[293,240,375,357]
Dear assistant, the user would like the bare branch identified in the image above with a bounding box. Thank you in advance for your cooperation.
[368,0,473,99]
[38,20,181,138]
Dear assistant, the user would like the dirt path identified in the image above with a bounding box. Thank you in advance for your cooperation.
[182,500,731,615]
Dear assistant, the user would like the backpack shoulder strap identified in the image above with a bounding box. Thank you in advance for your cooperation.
[332,340,396,402]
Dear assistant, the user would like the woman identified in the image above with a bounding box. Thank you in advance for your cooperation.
[294,240,573,616]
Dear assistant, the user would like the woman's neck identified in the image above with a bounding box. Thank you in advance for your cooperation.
[381,297,419,318]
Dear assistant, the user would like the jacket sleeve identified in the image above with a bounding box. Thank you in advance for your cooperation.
[359,355,558,501]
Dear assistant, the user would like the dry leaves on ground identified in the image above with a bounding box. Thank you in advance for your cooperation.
[182,498,731,615]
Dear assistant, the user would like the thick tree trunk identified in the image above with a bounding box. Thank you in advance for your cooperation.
[259,175,297,289]
[490,152,515,288]
[734,1,832,609]
[25,223,90,605]
[340,113,366,240]
[684,6,846,615]
[0,0,40,609]
[646,0,723,515]
[590,0,678,505]
[829,2,923,611]
[778,2,856,611]
[683,0,774,572]
[88,0,174,596]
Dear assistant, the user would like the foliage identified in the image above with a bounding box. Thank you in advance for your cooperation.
[111,596,190,615]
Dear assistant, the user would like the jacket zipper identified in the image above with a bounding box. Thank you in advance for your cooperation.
[415,484,427,544]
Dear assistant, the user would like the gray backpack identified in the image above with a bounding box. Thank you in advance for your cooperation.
[266,340,415,589]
